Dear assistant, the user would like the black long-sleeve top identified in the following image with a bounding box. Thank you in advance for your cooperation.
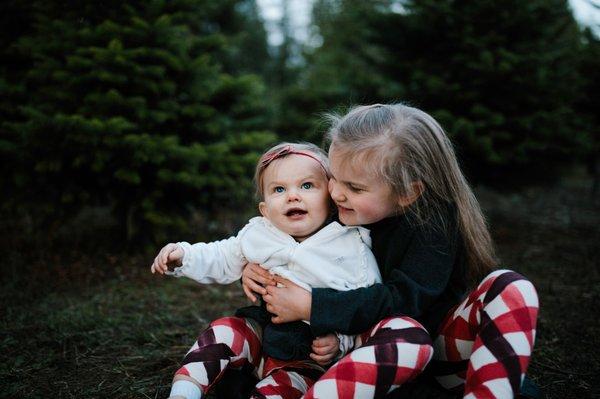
[310,210,467,337]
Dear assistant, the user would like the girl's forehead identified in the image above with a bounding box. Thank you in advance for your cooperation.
[263,154,328,182]
[329,148,378,181]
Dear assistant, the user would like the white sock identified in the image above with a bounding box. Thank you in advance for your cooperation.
[169,379,202,399]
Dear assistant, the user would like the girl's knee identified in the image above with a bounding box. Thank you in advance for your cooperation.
[379,315,428,331]
[210,316,247,330]
[377,316,432,345]
[357,318,433,367]
[481,269,539,309]
[208,316,261,342]
[187,316,262,365]
[359,316,431,348]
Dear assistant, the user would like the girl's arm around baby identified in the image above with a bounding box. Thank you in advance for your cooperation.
[310,224,458,335]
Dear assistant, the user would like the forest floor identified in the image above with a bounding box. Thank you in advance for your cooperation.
[1,176,598,398]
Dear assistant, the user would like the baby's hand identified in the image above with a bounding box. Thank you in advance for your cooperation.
[150,243,184,275]
[310,334,340,366]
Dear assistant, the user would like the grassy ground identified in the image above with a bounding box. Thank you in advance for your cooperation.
[1,180,598,398]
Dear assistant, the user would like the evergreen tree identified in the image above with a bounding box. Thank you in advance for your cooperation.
[263,0,310,142]
[1,0,275,244]
[293,0,589,182]
[379,0,587,182]
[274,0,392,144]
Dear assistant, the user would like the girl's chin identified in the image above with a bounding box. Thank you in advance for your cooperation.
[338,213,357,225]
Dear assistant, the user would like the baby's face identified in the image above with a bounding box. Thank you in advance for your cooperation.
[259,154,330,241]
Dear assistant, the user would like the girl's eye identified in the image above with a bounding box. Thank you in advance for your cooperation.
[348,185,363,193]
[274,186,285,193]
[301,182,313,189]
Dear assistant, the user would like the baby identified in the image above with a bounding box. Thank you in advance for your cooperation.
[151,142,381,398]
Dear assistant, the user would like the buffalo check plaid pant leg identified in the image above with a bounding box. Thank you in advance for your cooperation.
[303,316,434,398]
[174,316,320,398]
[252,364,320,399]
[174,316,263,393]
[431,269,539,398]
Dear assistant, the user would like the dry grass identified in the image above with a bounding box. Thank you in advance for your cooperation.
[0,253,249,398]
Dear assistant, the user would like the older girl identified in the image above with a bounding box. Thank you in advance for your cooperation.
[243,104,539,398]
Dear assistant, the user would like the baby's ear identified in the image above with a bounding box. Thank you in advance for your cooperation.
[258,201,267,217]
[397,181,424,208]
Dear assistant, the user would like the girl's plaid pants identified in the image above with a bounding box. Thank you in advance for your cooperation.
[174,269,538,398]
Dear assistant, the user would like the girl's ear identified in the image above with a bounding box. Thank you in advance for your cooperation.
[397,181,424,208]
[258,201,267,217]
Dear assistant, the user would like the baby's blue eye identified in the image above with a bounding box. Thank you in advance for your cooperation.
[301,182,313,189]
[274,186,285,193]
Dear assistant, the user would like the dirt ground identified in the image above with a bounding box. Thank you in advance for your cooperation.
[1,178,598,398]
[477,180,600,397]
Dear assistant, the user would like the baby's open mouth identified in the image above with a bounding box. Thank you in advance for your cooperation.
[285,208,307,217]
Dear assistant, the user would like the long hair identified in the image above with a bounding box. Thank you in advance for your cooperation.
[326,104,496,285]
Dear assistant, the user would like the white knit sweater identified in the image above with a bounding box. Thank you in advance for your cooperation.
[171,216,382,292]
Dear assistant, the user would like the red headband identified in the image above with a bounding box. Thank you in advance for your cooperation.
[260,145,330,177]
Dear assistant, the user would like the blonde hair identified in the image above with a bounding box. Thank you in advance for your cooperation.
[254,142,330,200]
[326,104,496,285]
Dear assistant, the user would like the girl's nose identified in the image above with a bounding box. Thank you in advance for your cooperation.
[329,179,345,202]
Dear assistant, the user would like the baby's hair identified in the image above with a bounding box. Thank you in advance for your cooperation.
[326,104,496,285]
[254,142,330,201]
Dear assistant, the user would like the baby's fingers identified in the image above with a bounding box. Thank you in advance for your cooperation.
[310,353,334,366]
[312,334,338,348]
[311,345,333,356]
[151,259,162,274]
[160,245,172,267]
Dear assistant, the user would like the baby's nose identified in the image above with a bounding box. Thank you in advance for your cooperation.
[287,189,301,201]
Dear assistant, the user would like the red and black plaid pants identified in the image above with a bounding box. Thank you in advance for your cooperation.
[175,269,538,398]
[174,316,323,398]
[430,269,539,398]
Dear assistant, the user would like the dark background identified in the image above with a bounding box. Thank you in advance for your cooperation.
[1,0,598,397]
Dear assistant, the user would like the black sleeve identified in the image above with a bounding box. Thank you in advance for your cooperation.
[310,226,457,336]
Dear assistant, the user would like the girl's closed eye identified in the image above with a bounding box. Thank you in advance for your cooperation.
[347,184,364,193]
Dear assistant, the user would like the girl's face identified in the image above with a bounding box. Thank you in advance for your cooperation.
[259,154,330,241]
[328,148,399,226]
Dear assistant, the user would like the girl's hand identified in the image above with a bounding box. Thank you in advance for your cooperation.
[310,334,340,366]
[263,276,311,323]
[241,263,276,303]
[150,243,184,274]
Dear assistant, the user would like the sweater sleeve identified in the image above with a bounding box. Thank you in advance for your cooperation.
[310,226,457,336]
[170,234,246,285]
